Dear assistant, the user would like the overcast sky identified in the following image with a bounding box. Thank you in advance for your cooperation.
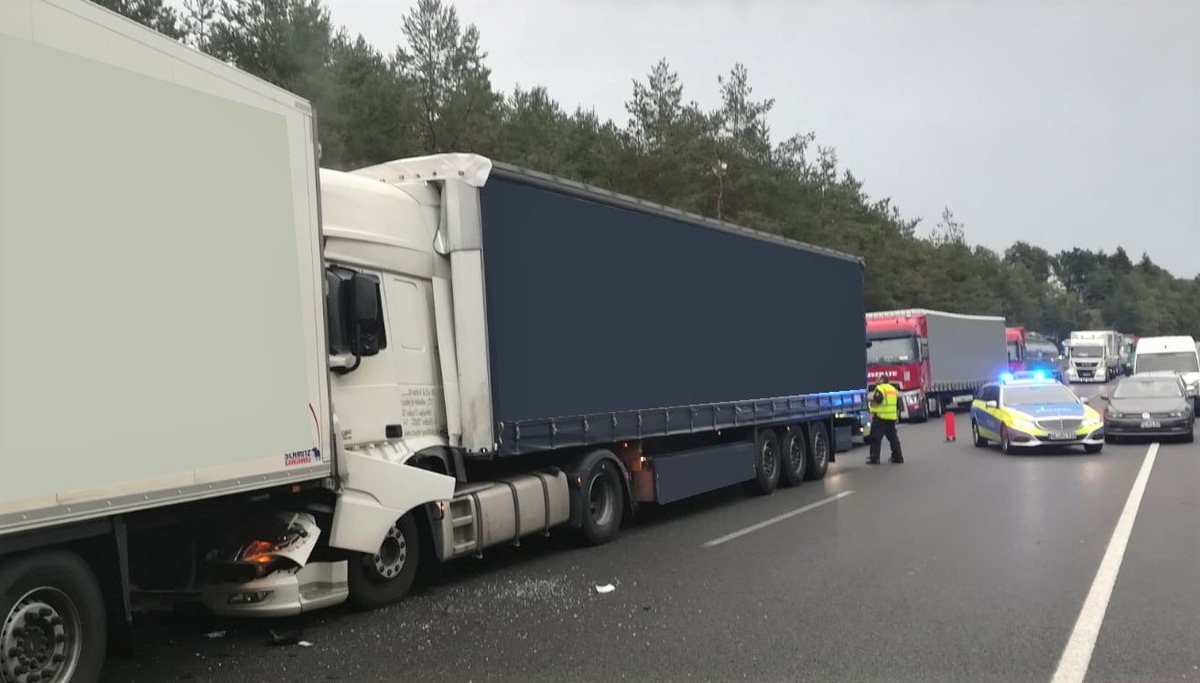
[215,0,1200,278]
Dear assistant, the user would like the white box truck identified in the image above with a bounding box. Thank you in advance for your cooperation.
[1,1,871,679]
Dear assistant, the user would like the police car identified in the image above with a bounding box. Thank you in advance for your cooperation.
[969,372,1105,454]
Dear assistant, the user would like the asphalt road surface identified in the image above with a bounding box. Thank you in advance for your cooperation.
[100,379,1199,683]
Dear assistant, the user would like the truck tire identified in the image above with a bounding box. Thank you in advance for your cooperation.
[579,458,624,545]
[804,422,830,481]
[0,549,107,683]
[745,428,781,495]
[346,512,422,610]
[778,427,808,488]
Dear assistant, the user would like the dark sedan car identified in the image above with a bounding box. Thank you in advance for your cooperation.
[1100,372,1195,443]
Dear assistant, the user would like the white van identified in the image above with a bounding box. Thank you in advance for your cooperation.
[1134,335,1200,407]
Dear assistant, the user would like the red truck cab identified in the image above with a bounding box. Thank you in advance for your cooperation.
[865,313,931,422]
[1006,327,1027,372]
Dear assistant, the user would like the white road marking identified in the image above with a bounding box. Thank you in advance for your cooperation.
[1051,442,1160,683]
[702,491,853,548]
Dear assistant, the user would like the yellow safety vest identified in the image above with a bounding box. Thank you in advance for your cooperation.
[870,382,899,421]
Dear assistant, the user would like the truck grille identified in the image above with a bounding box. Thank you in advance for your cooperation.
[1037,418,1083,431]
[1076,361,1098,368]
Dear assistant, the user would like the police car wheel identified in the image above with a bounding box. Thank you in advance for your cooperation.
[1000,426,1013,455]
[971,420,987,447]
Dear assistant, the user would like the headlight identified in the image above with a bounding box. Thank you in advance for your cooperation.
[1011,419,1037,431]
[1106,409,1124,418]
[1169,410,1185,418]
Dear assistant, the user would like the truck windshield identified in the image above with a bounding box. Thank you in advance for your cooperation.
[1006,342,1021,361]
[1027,341,1059,362]
[867,336,918,365]
[1003,384,1079,406]
[1072,344,1103,358]
[1137,352,1200,373]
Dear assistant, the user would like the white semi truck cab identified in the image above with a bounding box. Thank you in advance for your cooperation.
[1066,330,1118,383]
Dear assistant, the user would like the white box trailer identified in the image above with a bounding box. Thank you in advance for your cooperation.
[1,1,455,679]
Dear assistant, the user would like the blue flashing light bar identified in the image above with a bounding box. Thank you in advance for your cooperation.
[999,371,1015,383]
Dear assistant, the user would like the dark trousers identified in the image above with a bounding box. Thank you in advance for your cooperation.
[869,416,902,462]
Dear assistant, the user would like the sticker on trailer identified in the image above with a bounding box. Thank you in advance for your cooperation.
[284,447,322,466]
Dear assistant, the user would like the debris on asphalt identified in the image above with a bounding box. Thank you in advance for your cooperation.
[204,631,226,639]
[595,583,615,594]
[268,628,306,646]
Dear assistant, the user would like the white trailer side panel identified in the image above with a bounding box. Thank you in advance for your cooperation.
[0,0,331,534]
[925,312,1008,388]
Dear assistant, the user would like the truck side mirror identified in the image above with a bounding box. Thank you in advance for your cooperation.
[346,273,385,357]
[350,274,381,325]
[327,270,388,375]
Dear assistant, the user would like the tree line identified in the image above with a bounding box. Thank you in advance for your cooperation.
[95,0,1200,340]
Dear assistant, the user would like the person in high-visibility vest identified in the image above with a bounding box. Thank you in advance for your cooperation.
[868,377,904,465]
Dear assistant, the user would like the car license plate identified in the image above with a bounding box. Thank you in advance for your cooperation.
[1049,431,1075,441]
[1140,420,1160,429]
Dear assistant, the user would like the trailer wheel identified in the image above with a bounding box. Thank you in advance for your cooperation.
[779,427,808,488]
[0,549,107,683]
[804,422,830,481]
[745,429,781,495]
[346,512,422,610]
[580,459,624,545]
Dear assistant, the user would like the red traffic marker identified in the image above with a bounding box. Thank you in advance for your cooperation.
[944,409,957,442]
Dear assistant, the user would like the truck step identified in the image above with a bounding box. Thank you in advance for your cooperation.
[450,515,474,528]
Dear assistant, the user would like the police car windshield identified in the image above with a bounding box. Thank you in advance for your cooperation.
[1003,384,1078,406]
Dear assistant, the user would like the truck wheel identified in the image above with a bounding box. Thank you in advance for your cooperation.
[580,458,624,545]
[0,549,107,683]
[346,512,422,610]
[779,427,808,488]
[804,422,830,481]
[745,429,781,495]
